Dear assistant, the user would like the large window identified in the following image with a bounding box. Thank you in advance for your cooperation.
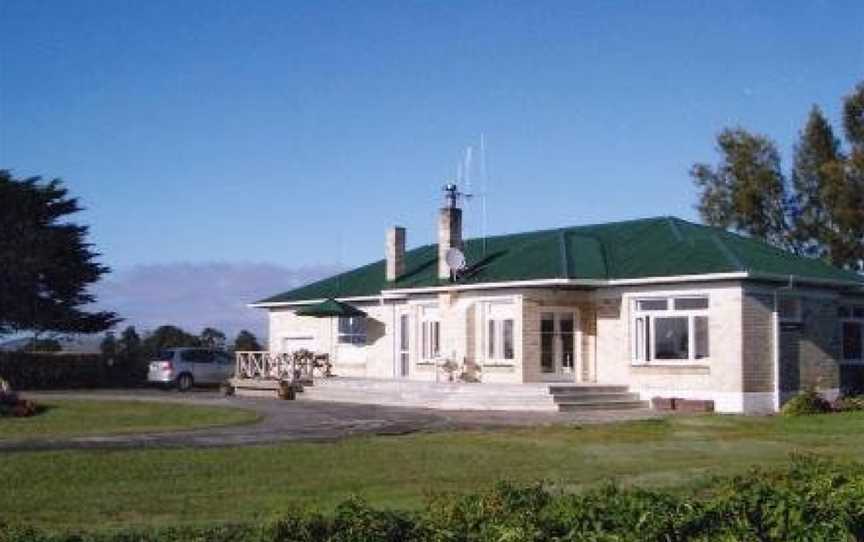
[633,296,709,363]
[338,316,367,345]
[840,305,864,362]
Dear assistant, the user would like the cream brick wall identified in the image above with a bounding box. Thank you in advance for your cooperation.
[595,282,749,412]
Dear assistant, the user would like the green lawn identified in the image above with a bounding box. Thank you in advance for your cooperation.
[0,399,259,440]
[4,411,864,530]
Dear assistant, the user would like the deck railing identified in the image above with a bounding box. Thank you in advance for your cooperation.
[234,350,323,382]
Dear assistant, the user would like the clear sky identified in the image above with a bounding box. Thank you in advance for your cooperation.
[1,1,863,336]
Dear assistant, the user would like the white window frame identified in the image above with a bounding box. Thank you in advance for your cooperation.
[840,305,864,364]
[482,301,516,364]
[337,316,367,346]
[631,295,710,364]
[420,306,441,362]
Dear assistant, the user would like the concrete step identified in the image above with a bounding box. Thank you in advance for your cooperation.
[557,400,649,412]
[551,392,640,403]
[548,385,629,394]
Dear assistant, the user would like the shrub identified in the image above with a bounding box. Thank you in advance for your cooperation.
[6,457,864,541]
[833,394,864,412]
[780,389,832,416]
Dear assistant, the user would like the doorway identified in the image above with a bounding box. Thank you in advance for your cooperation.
[539,310,580,381]
[397,313,410,378]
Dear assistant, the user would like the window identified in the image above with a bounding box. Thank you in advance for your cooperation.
[484,302,516,363]
[778,297,802,322]
[487,318,515,361]
[840,305,864,362]
[633,296,710,363]
[421,320,440,359]
[338,316,367,345]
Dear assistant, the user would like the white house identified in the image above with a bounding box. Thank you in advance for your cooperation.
[249,187,864,413]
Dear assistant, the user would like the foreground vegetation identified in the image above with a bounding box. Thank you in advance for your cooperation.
[0,399,259,440]
[2,456,862,541]
[5,412,864,530]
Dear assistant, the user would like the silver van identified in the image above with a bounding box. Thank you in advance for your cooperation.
[147,348,234,391]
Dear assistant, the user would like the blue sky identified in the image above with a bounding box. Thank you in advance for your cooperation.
[1,1,862,336]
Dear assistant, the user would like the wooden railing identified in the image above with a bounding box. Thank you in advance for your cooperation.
[234,350,326,382]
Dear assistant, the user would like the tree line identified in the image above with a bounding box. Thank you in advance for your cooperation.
[692,80,864,270]
[99,325,262,374]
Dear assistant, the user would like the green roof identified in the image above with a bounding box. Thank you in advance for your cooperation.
[257,216,864,304]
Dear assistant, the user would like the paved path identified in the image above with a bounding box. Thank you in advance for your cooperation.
[0,389,662,452]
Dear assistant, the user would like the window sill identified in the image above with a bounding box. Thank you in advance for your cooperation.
[483,363,516,368]
[630,363,710,375]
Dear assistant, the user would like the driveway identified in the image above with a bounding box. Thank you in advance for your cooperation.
[1,389,662,452]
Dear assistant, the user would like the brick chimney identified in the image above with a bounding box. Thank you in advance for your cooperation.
[386,226,406,282]
[438,184,463,280]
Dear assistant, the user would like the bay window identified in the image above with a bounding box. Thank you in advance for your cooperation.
[633,296,709,363]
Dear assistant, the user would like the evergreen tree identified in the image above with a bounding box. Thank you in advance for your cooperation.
[791,106,843,260]
[0,171,118,336]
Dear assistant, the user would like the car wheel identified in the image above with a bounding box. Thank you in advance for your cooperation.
[177,373,194,392]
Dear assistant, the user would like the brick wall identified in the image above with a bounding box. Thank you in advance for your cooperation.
[741,293,774,393]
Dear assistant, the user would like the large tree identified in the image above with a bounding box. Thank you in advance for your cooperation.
[0,171,118,336]
[690,128,793,250]
[692,81,864,270]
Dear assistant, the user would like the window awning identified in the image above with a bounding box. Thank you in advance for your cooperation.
[295,298,367,318]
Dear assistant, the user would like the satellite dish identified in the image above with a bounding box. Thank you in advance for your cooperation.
[445,247,467,272]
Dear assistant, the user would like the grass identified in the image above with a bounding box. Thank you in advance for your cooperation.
[0,399,260,440]
[4,411,864,530]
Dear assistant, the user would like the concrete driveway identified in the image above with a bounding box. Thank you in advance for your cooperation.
[0,389,662,452]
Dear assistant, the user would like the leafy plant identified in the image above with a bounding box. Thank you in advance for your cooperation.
[781,389,832,416]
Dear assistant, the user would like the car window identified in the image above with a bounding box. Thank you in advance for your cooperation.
[180,349,214,363]
[215,352,232,364]
[158,349,176,361]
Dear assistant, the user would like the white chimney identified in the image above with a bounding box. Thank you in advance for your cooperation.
[386,226,406,282]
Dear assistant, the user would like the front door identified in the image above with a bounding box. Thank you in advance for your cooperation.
[397,313,410,377]
[540,310,579,381]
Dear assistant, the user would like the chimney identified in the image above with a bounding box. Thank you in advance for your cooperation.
[386,226,406,282]
[438,184,463,280]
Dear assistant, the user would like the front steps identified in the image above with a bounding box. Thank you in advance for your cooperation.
[549,385,648,412]
[283,378,651,413]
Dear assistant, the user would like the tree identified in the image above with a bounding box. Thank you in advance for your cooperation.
[118,326,141,362]
[142,325,200,358]
[199,327,226,350]
[100,332,117,359]
[0,171,119,337]
[791,106,844,259]
[692,80,864,270]
[233,330,262,352]
[690,128,793,250]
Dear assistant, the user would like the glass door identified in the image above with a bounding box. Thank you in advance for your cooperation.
[540,311,579,381]
[398,313,410,377]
